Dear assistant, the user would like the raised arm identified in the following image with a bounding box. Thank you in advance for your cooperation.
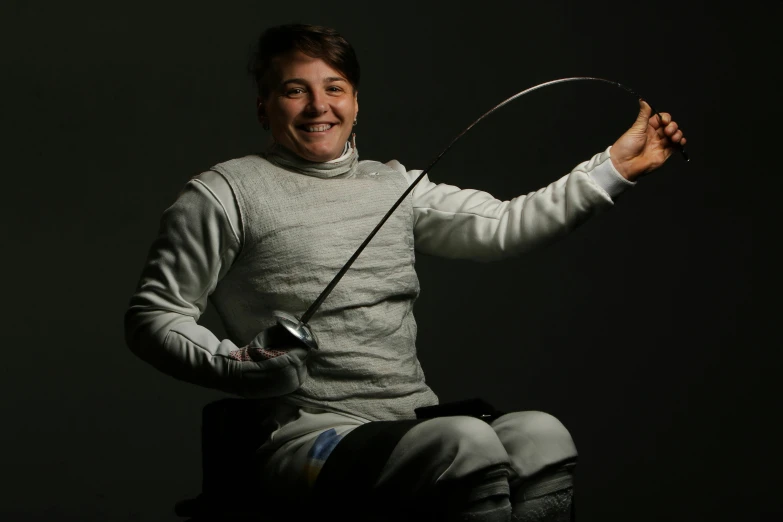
[388,147,631,261]
[391,101,686,261]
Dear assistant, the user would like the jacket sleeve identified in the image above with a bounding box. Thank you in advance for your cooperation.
[387,146,634,261]
[123,174,308,398]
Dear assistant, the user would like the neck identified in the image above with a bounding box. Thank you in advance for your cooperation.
[263,138,358,179]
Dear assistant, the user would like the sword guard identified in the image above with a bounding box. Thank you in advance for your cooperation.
[273,310,319,351]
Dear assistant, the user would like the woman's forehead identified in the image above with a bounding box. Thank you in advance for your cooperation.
[271,51,347,84]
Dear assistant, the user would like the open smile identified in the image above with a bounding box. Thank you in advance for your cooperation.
[297,123,336,133]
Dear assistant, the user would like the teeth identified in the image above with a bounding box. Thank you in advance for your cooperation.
[304,124,333,132]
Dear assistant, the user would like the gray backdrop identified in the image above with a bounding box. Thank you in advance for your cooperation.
[2,1,773,521]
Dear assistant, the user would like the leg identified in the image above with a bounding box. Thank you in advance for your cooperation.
[260,410,515,521]
[254,406,367,500]
[491,411,577,522]
[375,416,515,521]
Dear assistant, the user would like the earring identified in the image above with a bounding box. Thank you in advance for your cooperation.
[258,102,269,130]
[353,118,358,126]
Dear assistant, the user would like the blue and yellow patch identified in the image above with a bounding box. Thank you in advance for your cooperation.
[304,428,345,487]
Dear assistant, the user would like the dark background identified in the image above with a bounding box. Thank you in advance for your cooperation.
[1,1,774,521]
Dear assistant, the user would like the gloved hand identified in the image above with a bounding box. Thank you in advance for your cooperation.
[227,323,312,397]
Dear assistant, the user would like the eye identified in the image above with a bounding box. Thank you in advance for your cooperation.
[326,85,344,94]
[284,87,306,97]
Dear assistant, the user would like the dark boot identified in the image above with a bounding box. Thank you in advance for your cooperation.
[511,462,575,522]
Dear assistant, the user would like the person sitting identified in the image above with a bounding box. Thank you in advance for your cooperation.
[124,23,686,522]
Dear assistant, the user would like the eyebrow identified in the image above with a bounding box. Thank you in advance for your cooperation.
[280,77,347,87]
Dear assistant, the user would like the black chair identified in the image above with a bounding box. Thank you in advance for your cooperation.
[174,398,288,521]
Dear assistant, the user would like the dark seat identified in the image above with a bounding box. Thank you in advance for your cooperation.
[174,398,288,521]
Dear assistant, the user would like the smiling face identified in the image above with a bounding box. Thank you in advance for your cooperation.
[259,51,358,162]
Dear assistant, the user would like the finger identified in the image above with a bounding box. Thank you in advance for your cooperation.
[639,99,653,119]
[670,129,683,143]
[665,121,679,136]
[635,99,653,129]
[649,112,671,130]
[649,112,662,129]
[680,137,687,146]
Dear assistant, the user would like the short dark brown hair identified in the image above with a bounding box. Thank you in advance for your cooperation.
[249,24,360,99]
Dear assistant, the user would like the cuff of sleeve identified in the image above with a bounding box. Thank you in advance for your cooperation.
[589,146,636,199]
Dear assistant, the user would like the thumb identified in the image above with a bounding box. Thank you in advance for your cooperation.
[632,99,653,130]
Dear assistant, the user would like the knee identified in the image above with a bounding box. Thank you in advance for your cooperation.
[493,411,577,479]
[411,416,509,483]
[376,416,511,511]
[424,417,512,514]
[500,411,575,448]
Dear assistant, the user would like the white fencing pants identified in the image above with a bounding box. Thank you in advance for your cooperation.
[255,405,577,520]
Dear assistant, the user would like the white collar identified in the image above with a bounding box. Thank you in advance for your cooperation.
[326,135,356,163]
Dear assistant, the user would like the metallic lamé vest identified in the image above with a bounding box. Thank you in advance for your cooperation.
[208,146,439,421]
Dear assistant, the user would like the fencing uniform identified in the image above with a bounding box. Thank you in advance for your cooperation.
[125,140,632,520]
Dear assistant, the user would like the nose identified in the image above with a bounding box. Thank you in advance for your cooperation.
[305,90,328,115]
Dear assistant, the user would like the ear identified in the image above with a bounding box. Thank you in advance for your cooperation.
[256,96,266,124]
[353,91,359,119]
